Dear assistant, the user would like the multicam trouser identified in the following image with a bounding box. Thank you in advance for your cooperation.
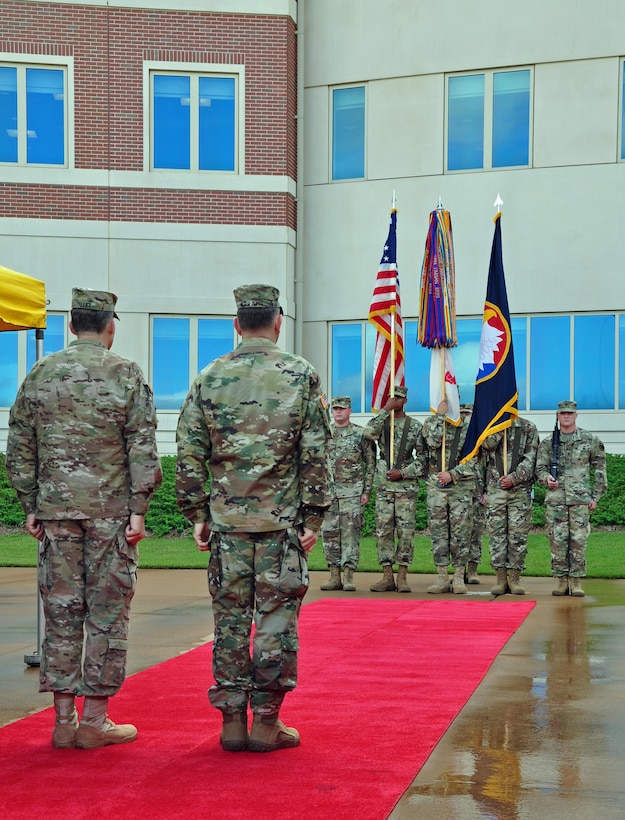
[38,518,136,696]
[321,495,363,569]
[208,529,308,716]
[486,485,532,570]
[468,498,486,565]
[545,502,590,578]
[374,490,417,567]
[426,480,472,567]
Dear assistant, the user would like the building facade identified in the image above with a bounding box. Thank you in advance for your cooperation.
[2,0,625,453]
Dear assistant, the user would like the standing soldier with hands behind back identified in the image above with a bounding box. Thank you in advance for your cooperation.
[320,396,376,592]
[536,400,607,597]
[176,284,331,753]
[6,288,162,750]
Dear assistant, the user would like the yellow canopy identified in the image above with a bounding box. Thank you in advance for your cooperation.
[0,265,47,332]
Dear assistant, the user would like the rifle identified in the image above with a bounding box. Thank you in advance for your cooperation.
[551,419,560,480]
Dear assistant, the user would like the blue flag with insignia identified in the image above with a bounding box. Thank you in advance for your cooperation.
[460,213,518,463]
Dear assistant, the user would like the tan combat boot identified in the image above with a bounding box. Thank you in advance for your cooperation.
[466,562,480,584]
[52,693,78,749]
[342,566,356,591]
[220,711,248,752]
[320,565,342,590]
[427,566,451,594]
[490,567,509,596]
[370,565,396,592]
[248,714,300,753]
[396,565,411,593]
[75,696,137,749]
[569,577,585,597]
[507,568,525,595]
[452,566,467,594]
[552,576,569,596]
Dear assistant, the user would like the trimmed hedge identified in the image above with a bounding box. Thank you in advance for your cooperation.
[2,452,625,536]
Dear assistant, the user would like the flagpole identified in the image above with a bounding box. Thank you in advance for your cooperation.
[389,189,397,466]
[440,348,446,469]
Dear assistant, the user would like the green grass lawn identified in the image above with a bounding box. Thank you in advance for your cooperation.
[2,529,624,578]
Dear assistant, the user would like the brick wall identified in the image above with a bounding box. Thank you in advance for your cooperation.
[0,1,297,226]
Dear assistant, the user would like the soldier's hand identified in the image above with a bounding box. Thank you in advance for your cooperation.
[126,514,146,545]
[297,527,318,553]
[499,475,513,489]
[25,513,45,542]
[437,400,448,415]
[194,521,211,551]
[387,468,403,482]
[546,476,558,489]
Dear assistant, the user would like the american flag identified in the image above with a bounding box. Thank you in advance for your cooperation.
[368,208,405,411]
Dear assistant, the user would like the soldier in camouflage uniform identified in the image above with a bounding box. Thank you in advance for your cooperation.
[480,415,539,596]
[536,400,607,597]
[175,284,330,753]
[320,396,376,592]
[364,386,426,593]
[422,400,477,595]
[6,288,161,750]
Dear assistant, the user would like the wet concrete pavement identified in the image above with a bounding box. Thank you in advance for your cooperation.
[2,567,625,818]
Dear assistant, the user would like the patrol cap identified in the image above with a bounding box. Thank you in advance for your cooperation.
[394,385,408,398]
[331,396,351,409]
[71,287,119,320]
[557,400,577,413]
[460,403,473,413]
[234,284,281,311]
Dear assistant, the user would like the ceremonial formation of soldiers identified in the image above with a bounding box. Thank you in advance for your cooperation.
[320,388,607,600]
[4,283,607,754]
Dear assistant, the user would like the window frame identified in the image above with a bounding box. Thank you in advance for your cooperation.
[144,60,245,175]
[330,83,366,181]
[0,54,73,168]
[445,66,533,173]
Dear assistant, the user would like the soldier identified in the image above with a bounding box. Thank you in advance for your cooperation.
[320,396,376,592]
[363,386,426,593]
[536,400,607,597]
[460,403,487,585]
[480,415,539,595]
[175,284,331,753]
[422,400,477,594]
[6,288,162,750]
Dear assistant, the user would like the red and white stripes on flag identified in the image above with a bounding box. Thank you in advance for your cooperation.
[368,208,405,412]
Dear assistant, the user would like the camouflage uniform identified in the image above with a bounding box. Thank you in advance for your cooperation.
[536,426,606,579]
[175,327,331,717]
[421,412,476,569]
[468,457,487,567]
[364,410,425,567]
[481,417,539,570]
[321,421,375,570]
[6,334,161,697]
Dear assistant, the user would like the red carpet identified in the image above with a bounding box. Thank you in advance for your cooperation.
[0,598,534,819]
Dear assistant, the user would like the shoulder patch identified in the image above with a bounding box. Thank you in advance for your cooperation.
[319,392,329,410]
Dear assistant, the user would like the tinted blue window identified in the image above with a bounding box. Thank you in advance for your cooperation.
[0,332,18,407]
[404,321,432,412]
[492,70,529,168]
[0,66,18,163]
[530,316,570,409]
[574,315,614,409]
[198,318,234,371]
[448,74,484,171]
[619,316,625,407]
[153,318,190,410]
[26,315,65,371]
[153,75,191,170]
[332,86,365,180]
[332,323,363,410]
[26,68,64,165]
[510,316,527,411]
[199,77,235,172]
